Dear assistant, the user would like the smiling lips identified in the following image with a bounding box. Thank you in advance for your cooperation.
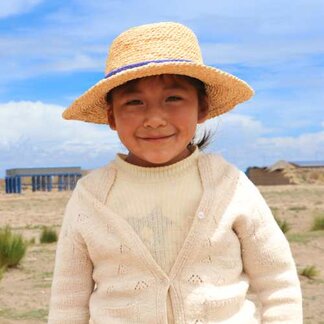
[139,134,174,141]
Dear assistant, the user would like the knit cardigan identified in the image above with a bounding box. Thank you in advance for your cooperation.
[48,153,303,324]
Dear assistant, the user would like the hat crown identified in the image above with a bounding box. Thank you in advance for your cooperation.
[105,22,203,74]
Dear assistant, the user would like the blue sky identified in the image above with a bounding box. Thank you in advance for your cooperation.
[0,0,323,177]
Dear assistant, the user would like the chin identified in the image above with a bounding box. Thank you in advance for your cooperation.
[128,147,190,167]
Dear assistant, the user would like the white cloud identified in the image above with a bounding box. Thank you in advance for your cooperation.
[200,112,324,169]
[0,101,121,147]
[201,112,271,141]
[256,131,324,159]
[0,0,43,19]
[0,101,122,175]
[196,112,271,169]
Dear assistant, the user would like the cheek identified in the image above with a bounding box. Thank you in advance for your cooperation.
[114,113,141,140]
[173,107,199,129]
[115,110,140,127]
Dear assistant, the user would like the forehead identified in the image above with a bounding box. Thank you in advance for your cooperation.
[112,74,195,96]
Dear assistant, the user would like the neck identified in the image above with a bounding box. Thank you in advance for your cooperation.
[125,146,194,167]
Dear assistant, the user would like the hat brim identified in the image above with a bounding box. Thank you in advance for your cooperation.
[62,61,254,124]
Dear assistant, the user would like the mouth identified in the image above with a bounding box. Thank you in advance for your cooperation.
[139,134,174,141]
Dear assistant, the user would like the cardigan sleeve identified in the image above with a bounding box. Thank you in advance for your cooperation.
[233,173,303,323]
[48,185,94,324]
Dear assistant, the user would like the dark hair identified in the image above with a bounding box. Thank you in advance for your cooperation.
[105,74,214,150]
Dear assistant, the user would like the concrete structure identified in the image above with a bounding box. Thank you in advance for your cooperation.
[246,160,324,186]
[5,167,82,194]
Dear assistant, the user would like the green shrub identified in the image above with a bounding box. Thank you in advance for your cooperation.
[311,215,324,231]
[288,206,306,211]
[0,226,27,268]
[270,207,278,217]
[274,217,290,233]
[299,265,320,280]
[40,227,57,244]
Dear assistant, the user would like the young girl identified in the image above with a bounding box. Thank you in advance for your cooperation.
[48,22,303,323]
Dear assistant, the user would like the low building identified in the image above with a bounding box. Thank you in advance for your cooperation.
[5,167,83,194]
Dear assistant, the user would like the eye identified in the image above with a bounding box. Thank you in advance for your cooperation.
[125,99,143,106]
[166,95,182,102]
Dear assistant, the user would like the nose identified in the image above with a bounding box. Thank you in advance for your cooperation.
[143,105,167,128]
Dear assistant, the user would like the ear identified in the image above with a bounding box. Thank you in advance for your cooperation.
[197,95,209,124]
[107,107,116,130]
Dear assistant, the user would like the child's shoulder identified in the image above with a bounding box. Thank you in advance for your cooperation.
[75,162,115,198]
[201,153,269,215]
[199,151,256,189]
[198,151,237,169]
[198,151,241,177]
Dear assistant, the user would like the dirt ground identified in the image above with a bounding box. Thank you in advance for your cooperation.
[0,184,323,323]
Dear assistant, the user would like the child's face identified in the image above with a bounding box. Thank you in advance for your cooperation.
[108,75,207,167]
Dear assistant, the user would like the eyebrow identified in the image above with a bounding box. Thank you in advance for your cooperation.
[117,84,140,96]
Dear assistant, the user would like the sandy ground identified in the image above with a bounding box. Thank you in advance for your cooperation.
[0,184,323,323]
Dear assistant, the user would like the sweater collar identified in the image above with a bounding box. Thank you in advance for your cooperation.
[113,145,200,182]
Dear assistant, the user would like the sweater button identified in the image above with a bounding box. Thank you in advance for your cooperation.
[197,211,205,219]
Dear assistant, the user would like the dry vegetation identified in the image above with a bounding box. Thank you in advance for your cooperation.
[0,184,323,323]
[283,167,324,185]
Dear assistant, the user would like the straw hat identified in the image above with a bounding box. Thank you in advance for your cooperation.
[62,22,254,124]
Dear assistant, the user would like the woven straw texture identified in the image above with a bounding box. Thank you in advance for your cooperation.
[63,22,254,124]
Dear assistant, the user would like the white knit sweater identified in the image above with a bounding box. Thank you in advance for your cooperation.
[107,146,202,323]
[48,151,303,323]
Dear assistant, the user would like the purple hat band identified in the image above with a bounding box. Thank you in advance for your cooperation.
[105,59,192,79]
